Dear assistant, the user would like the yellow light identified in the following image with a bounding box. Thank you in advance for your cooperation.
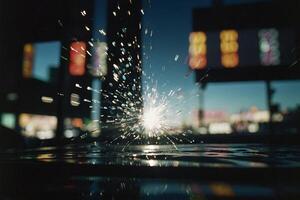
[220,30,238,41]
[22,43,34,78]
[189,31,207,69]
[189,32,207,43]
[220,42,239,54]
[189,43,207,55]
[211,183,235,197]
[221,53,239,68]
[24,44,33,52]
[220,30,239,68]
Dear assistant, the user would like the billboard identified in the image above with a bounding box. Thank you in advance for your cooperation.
[69,42,86,76]
[191,2,300,83]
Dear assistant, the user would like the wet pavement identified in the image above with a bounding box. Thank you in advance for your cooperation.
[0,143,300,199]
[2,143,300,167]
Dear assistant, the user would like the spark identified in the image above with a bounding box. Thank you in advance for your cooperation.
[81,10,87,16]
[86,50,92,56]
[88,41,94,47]
[99,29,106,36]
[60,56,68,61]
[85,26,90,31]
[68,1,196,150]
[58,19,63,27]
[113,64,119,69]
[75,83,82,88]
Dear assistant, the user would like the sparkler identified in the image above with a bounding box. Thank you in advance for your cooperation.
[42,0,197,148]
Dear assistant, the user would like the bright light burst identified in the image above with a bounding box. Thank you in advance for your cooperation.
[143,107,162,132]
[142,96,167,137]
[99,81,186,147]
[54,0,197,149]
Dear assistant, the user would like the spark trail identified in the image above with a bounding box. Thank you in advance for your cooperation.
[46,0,201,150]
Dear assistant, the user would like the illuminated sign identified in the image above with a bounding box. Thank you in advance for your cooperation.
[19,113,57,139]
[191,3,300,82]
[189,32,207,69]
[220,30,239,68]
[22,44,34,78]
[90,41,107,77]
[69,42,86,76]
[258,29,280,66]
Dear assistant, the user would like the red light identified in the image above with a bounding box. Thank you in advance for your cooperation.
[69,42,86,76]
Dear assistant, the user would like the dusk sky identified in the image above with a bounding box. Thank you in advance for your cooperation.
[34,0,300,126]
[140,0,300,125]
[92,0,300,125]
[33,41,61,82]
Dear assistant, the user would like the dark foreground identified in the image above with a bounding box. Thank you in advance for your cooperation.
[0,143,300,199]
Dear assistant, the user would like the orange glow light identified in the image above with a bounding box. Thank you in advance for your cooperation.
[189,55,207,69]
[221,53,239,68]
[189,32,207,69]
[189,32,207,43]
[220,42,239,54]
[189,43,207,55]
[22,44,34,78]
[69,42,86,76]
[220,30,239,68]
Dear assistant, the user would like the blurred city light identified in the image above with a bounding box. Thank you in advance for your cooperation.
[189,32,207,69]
[69,42,86,76]
[19,114,57,139]
[220,30,239,68]
[258,28,280,65]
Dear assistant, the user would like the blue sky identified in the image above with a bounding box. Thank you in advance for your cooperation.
[33,41,61,82]
[92,0,300,125]
[141,0,300,118]
[24,0,300,128]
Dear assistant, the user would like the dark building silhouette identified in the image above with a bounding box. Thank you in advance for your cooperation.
[101,0,143,135]
[0,0,94,141]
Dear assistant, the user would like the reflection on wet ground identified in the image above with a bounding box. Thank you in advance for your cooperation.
[2,143,300,167]
[0,144,300,199]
